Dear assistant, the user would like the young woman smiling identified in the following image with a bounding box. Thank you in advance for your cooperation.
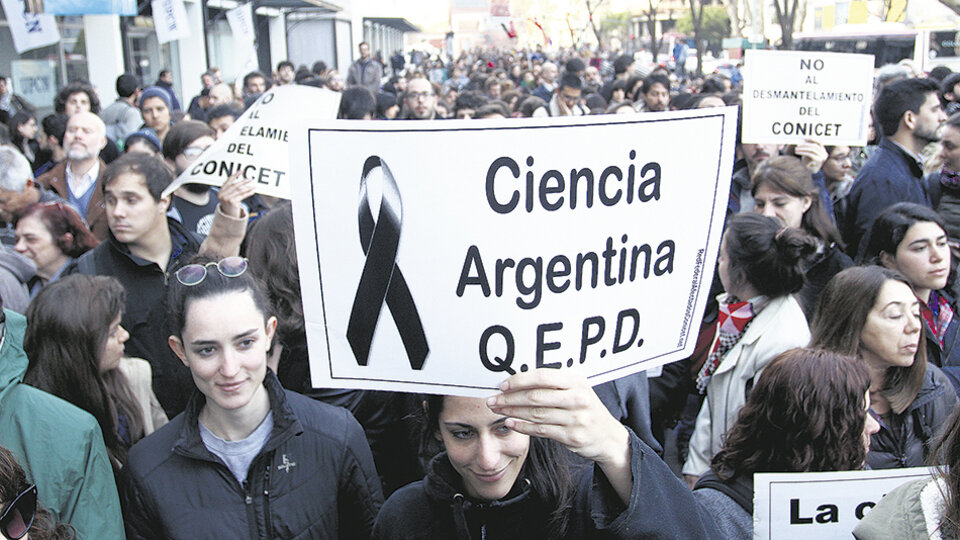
[860,203,960,394]
[372,369,717,539]
[811,266,958,469]
[121,256,383,539]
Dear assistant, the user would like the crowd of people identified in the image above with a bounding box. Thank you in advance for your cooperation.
[0,42,960,538]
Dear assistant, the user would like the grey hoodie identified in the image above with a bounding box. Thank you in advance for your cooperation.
[0,247,34,313]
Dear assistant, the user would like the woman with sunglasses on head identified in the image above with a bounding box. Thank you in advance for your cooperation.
[121,255,383,539]
[811,266,958,470]
[373,369,718,540]
[859,202,960,395]
[14,202,98,296]
[0,445,74,540]
[692,348,879,539]
[23,274,163,473]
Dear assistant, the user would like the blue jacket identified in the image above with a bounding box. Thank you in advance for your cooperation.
[840,137,930,257]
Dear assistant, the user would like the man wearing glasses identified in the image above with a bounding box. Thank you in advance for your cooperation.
[548,73,586,117]
[400,77,439,120]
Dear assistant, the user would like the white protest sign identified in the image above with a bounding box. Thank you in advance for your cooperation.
[742,50,874,146]
[754,467,935,539]
[290,109,737,396]
[151,0,190,44]
[163,85,341,199]
[1,0,59,54]
[226,2,258,78]
[11,59,57,108]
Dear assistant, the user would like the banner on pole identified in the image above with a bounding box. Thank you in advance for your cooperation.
[742,50,874,146]
[290,109,738,396]
[754,467,935,539]
[226,2,258,78]
[152,0,190,44]
[1,0,60,54]
[40,0,136,15]
[163,85,341,199]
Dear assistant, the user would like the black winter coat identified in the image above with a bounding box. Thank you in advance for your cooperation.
[121,371,384,539]
[867,365,958,470]
[372,431,720,539]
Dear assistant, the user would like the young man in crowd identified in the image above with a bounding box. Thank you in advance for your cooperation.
[99,73,142,143]
[206,103,242,139]
[347,42,383,93]
[400,77,439,120]
[635,73,671,112]
[68,152,252,416]
[243,71,268,98]
[841,78,946,255]
[549,72,585,117]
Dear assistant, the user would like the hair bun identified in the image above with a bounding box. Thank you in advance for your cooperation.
[775,226,819,264]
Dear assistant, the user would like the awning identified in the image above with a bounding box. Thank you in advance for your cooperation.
[364,17,421,33]
[255,0,341,10]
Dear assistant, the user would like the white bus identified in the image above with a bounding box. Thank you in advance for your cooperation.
[793,24,960,72]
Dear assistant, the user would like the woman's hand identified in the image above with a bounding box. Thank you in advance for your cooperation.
[794,138,828,173]
[486,368,632,503]
[217,171,256,218]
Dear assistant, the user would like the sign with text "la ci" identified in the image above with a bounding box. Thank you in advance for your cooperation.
[290,109,736,396]
[754,467,935,540]
[742,49,874,146]
[162,85,341,200]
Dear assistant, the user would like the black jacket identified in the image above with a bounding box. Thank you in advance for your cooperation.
[867,364,958,470]
[67,218,202,417]
[372,431,719,539]
[121,371,384,539]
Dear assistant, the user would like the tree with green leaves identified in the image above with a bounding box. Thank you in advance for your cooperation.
[676,4,730,75]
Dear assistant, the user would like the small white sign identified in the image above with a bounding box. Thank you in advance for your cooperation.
[1,0,60,54]
[11,59,57,108]
[151,0,190,44]
[290,109,738,396]
[742,50,874,146]
[163,85,341,199]
[754,467,935,539]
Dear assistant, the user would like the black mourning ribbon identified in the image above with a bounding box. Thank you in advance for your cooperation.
[347,156,429,370]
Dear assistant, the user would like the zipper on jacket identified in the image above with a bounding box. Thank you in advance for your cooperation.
[242,480,259,539]
[262,453,274,539]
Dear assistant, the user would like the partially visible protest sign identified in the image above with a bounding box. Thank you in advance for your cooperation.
[290,109,737,396]
[742,49,873,146]
[163,85,341,199]
[754,467,935,539]
[41,0,136,15]
[226,2,258,79]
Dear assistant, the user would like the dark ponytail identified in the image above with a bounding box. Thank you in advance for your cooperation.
[725,213,818,297]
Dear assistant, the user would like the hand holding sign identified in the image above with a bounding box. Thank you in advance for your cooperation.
[216,171,256,218]
[487,368,632,502]
[792,138,828,173]
[162,85,341,200]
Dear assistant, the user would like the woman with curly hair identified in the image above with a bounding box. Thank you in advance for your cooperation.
[693,348,879,538]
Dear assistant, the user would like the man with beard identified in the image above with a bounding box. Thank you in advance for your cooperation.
[399,77,439,120]
[840,78,947,256]
[36,112,109,239]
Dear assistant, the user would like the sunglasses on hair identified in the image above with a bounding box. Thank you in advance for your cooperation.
[175,256,248,286]
[0,484,36,540]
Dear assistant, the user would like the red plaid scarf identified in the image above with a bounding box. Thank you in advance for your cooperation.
[921,290,954,347]
[696,295,766,394]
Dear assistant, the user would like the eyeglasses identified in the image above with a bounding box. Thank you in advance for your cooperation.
[0,484,36,540]
[182,146,208,159]
[174,257,248,286]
